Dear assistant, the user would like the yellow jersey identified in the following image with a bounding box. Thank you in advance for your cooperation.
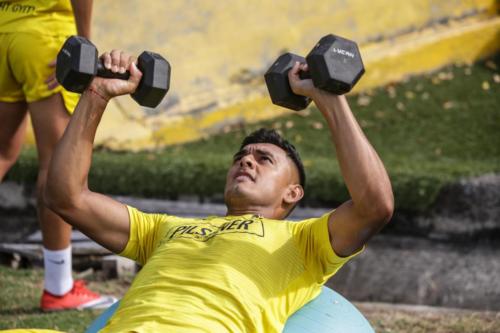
[102,206,361,333]
[0,0,76,36]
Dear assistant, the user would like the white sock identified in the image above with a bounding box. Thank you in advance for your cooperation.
[43,246,74,296]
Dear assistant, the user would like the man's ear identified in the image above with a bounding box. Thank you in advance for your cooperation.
[283,184,304,205]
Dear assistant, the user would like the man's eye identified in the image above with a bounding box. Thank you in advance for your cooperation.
[262,156,272,163]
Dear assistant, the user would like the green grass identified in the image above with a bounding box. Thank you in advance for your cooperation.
[1,266,498,332]
[6,56,500,213]
[0,266,129,332]
[359,304,500,333]
[0,266,99,332]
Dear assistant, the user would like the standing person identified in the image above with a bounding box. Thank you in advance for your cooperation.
[0,0,115,311]
[44,49,394,332]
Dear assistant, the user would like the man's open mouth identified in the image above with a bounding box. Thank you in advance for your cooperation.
[235,171,255,182]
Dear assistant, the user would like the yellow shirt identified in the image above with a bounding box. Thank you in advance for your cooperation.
[102,206,361,333]
[0,0,76,36]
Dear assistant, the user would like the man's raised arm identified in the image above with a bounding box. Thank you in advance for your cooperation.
[44,51,143,253]
[289,62,394,258]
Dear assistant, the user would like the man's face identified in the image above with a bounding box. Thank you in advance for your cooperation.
[224,143,301,210]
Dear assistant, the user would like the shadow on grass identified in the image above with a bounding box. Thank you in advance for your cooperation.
[0,306,44,316]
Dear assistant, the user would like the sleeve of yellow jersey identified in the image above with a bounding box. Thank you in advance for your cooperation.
[119,206,170,266]
[290,212,364,283]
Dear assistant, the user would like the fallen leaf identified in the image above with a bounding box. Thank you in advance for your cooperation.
[396,102,405,111]
[375,111,385,119]
[312,121,323,130]
[405,91,415,99]
[485,60,498,71]
[357,95,371,106]
[273,122,282,129]
[285,120,294,129]
[415,83,424,91]
[437,72,454,81]
[464,67,472,76]
[482,81,490,90]
[493,74,500,83]
[421,92,430,100]
[442,101,455,110]
[387,86,397,98]
[295,109,311,117]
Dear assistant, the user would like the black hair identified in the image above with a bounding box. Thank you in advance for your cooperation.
[240,128,306,188]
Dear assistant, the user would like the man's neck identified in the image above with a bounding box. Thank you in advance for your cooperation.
[225,205,283,219]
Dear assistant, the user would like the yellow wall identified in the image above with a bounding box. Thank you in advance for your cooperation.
[23,0,500,149]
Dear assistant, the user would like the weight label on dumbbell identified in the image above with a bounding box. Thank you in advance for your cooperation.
[331,48,355,58]
[61,48,71,58]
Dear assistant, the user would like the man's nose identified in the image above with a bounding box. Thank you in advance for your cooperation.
[240,154,255,168]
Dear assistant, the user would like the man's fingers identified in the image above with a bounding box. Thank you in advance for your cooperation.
[128,56,137,69]
[45,71,60,89]
[101,52,111,69]
[128,62,143,85]
[290,61,308,80]
[287,60,317,98]
[110,49,122,72]
[93,50,142,97]
[45,78,59,90]
[45,73,55,84]
[289,62,299,80]
[118,52,131,74]
[102,50,135,74]
[47,79,60,90]
[48,59,57,67]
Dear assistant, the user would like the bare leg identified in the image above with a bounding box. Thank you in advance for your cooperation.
[30,94,115,308]
[28,94,72,250]
[0,101,28,180]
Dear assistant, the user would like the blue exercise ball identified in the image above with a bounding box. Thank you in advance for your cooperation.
[86,287,374,333]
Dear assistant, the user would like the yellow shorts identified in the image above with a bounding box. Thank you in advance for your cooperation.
[0,32,79,114]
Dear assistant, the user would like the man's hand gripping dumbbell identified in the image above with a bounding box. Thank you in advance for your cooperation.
[265,34,365,110]
[56,36,171,108]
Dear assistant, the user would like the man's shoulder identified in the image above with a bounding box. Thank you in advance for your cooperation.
[288,211,332,224]
[126,205,199,225]
[286,211,333,234]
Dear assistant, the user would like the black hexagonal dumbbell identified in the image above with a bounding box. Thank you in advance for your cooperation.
[56,36,171,108]
[264,34,364,111]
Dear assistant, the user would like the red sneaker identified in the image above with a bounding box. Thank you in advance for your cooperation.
[41,280,117,311]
